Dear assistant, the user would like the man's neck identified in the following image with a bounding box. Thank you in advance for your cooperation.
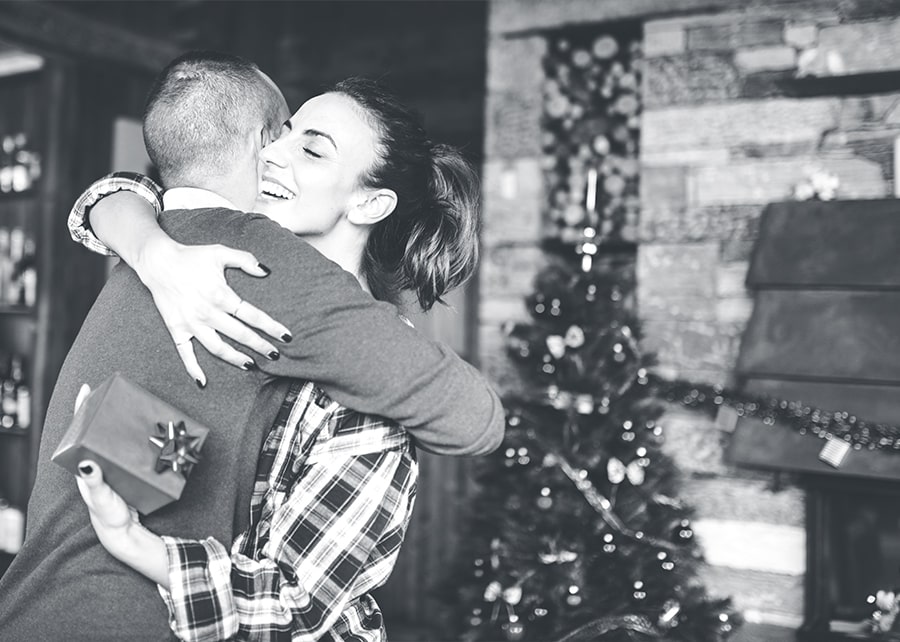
[162,187,239,211]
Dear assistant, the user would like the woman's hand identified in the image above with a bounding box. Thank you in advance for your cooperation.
[73,384,170,587]
[133,236,293,386]
[72,384,139,553]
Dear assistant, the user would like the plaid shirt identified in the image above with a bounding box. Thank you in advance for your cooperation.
[159,381,417,642]
[68,177,419,640]
[68,171,164,255]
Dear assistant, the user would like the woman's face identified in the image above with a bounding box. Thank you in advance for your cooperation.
[255,92,379,237]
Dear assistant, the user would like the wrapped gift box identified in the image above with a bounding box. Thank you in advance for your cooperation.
[51,373,209,515]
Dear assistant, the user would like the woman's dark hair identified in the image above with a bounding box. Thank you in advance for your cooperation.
[330,77,482,311]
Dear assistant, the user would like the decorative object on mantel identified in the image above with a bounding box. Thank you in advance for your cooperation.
[791,165,839,201]
[866,589,900,636]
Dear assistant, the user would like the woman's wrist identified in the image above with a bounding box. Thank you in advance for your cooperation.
[134,233,184,288]
[103,521,171,589]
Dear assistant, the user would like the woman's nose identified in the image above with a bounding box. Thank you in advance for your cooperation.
[260,140,288,168]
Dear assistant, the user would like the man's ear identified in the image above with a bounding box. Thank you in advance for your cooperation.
[348,188,398,226]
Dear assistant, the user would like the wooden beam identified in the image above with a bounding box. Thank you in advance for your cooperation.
[0,1,182,72]
[489,0,818,36]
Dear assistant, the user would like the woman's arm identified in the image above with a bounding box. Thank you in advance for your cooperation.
[76,413,416,641]
[68,173,292,386]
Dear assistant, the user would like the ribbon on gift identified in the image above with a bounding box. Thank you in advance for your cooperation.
[149,420,202,477]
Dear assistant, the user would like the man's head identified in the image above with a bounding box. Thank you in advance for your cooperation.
[143,51,289,209]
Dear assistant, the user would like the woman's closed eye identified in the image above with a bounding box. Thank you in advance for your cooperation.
[304,147,323,159]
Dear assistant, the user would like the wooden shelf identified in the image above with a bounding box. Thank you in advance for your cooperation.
[0,306,35,316]
[0,189,36,202]
[778,70,900,98]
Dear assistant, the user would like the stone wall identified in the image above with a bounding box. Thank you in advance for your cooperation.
[482,0,900,628]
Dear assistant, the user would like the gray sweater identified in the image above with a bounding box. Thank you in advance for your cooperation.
[0,207,503,641]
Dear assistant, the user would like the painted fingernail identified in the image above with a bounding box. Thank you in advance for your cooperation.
[267,351,280,361]
[195,378,206,389]
[242,361,258,371]
[281,333,292,343]
[78,464,93,476]
[258,263,271,276]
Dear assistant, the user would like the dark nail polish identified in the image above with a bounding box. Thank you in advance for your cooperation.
[258,263,271,276]
[242,361,258,371]
[267,351,280,361]
[78,464,93,476]
[195,379,206,389]
[281,333,292,343]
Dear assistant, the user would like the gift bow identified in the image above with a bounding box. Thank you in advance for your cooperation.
[149,420,202,477]
[484,581,523,605]
[607,457,646,485]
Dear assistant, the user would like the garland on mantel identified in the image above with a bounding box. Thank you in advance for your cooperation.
[532,371,900,455]
[653,376,900,454]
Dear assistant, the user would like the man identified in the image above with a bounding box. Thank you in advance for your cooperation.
[0,51,502,641]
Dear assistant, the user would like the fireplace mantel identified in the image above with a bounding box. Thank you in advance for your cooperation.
[725,198,900,639]
[728,198,900,484]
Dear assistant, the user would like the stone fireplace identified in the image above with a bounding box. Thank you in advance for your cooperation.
[481,0,900,635]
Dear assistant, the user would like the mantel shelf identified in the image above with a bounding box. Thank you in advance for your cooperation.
[779,69,900,98]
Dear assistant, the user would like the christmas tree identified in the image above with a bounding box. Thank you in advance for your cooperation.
[442,247,739,642]
[440,24,739,642]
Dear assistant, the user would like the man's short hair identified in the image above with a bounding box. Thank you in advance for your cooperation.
[143,51,284,187]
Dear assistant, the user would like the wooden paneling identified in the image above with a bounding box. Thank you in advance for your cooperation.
[737,290,900,382]
[748,200,900,288]
[0,1,181,72]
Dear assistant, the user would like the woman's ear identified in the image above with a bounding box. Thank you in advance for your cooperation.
[348,188,398,226]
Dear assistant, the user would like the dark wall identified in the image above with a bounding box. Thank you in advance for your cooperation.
[65,0,488,165]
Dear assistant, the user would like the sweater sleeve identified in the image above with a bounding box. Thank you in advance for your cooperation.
[165,209,505,456]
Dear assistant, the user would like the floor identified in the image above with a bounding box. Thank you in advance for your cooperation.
[387,621,797,641]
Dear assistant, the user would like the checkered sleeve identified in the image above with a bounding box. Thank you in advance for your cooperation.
[158,436,415,642]
[67,171,163,256]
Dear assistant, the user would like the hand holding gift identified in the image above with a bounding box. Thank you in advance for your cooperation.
[52,373,209,514]
[71,384,140,557]
[55,375,210,589]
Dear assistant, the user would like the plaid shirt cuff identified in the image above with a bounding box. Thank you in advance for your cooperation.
[67,171,163,257]
[158,535,238,642]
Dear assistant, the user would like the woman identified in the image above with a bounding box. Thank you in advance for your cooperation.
[72,77,481,641]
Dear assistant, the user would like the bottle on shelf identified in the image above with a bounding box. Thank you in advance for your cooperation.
[0,354,29,433]
[0,136,13,194]
[0,132,40,194]
[20,237,36,309]
[10,134,29,193]
[0,227,38,309]
[0,499,24,554]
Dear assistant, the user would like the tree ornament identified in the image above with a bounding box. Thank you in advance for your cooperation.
[546,335,566,359]
[602,533,616,553]
[566,584,583,606]
[632,580,647,601]
[658,600,681,630]
[537,486,553,510]
[564,325,585,348]
[674,519,694,542]
[502,618,526,641]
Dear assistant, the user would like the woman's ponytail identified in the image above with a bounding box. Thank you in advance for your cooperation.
[402,144,481,310]
[332,78,482,310]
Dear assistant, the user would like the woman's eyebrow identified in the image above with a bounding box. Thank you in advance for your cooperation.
[303,128,338,151]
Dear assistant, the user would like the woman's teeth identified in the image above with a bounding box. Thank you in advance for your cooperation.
[260,180,296,200]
